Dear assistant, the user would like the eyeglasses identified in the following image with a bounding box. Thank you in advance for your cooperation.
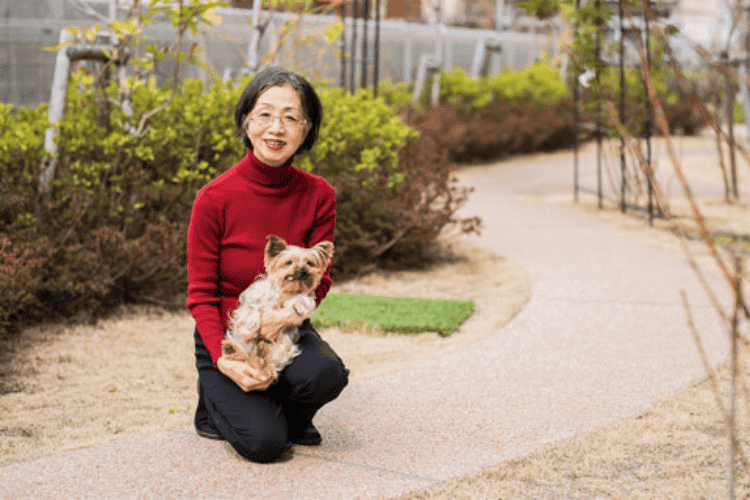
[247,110,307,130]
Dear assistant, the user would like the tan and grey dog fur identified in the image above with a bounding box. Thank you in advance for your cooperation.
[222,235,334,389]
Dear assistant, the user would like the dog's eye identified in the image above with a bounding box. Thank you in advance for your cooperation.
[285,260,293,266]
[306,261,313,267]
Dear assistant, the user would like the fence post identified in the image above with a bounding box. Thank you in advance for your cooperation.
[40,29,74,196]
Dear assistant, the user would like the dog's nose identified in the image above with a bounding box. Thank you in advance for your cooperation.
[295,268,308,279]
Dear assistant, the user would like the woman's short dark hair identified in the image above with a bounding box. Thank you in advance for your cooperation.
[234,67,323,156]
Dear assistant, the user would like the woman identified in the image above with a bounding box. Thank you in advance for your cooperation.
[187,67,349,463]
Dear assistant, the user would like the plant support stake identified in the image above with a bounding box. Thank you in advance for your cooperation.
[41,30,130,195]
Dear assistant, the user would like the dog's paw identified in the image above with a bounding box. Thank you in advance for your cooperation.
[287,295,316,318]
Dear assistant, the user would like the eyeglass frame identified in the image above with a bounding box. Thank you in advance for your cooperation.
[244,109,309,130]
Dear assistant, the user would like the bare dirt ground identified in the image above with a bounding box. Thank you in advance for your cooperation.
[0,235,531,467]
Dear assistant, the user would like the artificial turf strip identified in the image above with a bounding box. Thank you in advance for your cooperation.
[311,293,475,337]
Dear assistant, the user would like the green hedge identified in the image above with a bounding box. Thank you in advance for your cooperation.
[402,62,710,163]
[401,63,576,162]
[0,72,478,334]
[0,61,711,335]
[439,62,568,111]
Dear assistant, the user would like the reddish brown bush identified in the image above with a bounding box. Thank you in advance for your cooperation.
[23,222,189,326]
[326,132,481,278]
[407,98,578,164]
[407,91,710,167]
[0,238,45,335]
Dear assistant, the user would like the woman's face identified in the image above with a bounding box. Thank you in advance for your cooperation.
[245,84,309,167]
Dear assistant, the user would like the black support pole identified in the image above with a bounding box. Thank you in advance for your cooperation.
[573,0,580,202]
[361,0,369,89]
[340,2,347,90]
[644,11,654,224]
[349,0,358,93]
[619,0,626,214]
[596,0,603,210]
[374,0,380,96]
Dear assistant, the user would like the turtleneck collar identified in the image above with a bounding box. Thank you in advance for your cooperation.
[239,148,296,191]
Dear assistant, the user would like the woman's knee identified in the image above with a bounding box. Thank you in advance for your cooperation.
[287,355,349,404]
[229,427,291,463]
[317,357,349,400]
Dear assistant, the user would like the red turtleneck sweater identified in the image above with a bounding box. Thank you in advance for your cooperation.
[187,149,336,366]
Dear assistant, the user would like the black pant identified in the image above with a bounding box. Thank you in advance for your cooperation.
[194,320,349,463]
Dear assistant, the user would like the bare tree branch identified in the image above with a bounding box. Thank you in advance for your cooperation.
[683,291,750,474]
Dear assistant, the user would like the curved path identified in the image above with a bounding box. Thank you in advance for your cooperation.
[1,147,731,499]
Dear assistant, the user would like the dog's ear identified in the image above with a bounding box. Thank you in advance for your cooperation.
[313,241,334,266]
[265,235,287,259]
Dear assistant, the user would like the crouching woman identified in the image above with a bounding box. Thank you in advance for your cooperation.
[186,67,349,463]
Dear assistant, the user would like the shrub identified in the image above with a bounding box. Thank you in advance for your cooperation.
[439,68,495,110]
[0,59,709,335]
[407,62,709,164]
[53,73,245,235]
[439,62,568,112]
[409,97,577,163]
[298,87,418,186]
[0,75,480,334]
[404,64,577,163]
[376,78,413,113]
[0,237,45,335]
[12,73,247,324]
[386,130,482,265]
[298,87,479,275]
[0,74,247,332]
[0,103,49,238]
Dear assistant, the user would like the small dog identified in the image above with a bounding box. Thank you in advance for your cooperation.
[222,235,334,390]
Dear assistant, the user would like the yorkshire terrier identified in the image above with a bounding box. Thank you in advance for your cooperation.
[222,235,334,390]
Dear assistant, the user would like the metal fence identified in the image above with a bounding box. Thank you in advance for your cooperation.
[0,0,551,107]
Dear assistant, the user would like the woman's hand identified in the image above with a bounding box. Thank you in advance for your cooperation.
[217,356,274,392]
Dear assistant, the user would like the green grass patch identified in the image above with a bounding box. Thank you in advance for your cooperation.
[311,293,475,337]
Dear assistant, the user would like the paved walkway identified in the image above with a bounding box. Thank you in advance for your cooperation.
[1,146,731,499]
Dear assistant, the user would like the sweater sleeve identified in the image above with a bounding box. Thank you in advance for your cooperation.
[309,179,336,305]
[186,187,225,366]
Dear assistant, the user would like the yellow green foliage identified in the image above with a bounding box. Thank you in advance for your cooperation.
[438,62,568,112]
